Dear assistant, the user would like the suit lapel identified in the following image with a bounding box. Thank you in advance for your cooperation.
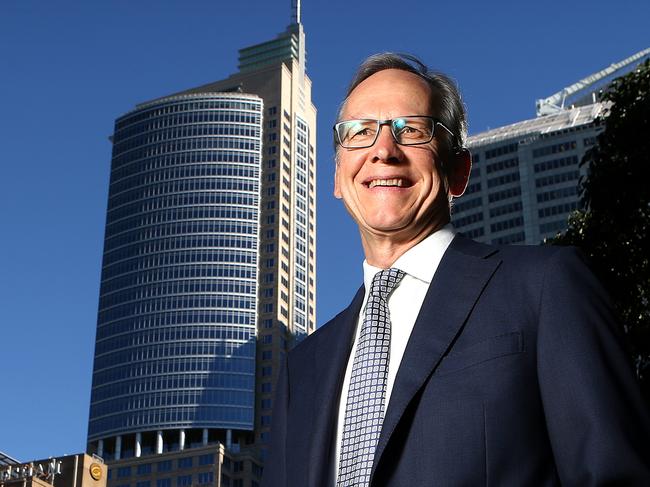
[305,286,365,487]
[371,236,501,480]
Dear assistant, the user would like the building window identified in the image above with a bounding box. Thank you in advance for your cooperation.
[490,216,524,233]
[533,155,578,173]
[538,201,579,218]
[197,472,214,485]
[262,366,272,376]
[157,480,171,487]
[262,350,272,360]
[535,170,579,188]
[532,140,577,158]
[487,171,520,188]
[178,457,193,469]
[136,482,151,487]
[485,142,518,159]
[539,219,567,234]
[117,467,132,478]
[177,475,192,486]
[199,453,215,466]
[136,465,151,476]
[453,196,482,213]
[489,201,523,218]
[464,227,485,239]
[157,461,172,473]
[455,212,484,228]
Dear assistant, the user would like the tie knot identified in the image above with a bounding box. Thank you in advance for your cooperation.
[370,268,405,300]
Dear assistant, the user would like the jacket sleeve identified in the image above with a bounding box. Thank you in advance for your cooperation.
[537,247,650,484]
[260,354,289,487]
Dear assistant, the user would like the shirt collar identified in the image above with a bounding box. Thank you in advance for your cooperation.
[362,224,456,288]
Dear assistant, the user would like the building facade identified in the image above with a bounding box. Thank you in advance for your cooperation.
[1,454,107,487]
[102,444,261,487]
[452,104,603,244]
[87,9,316,474]
[89,92,264,458]
[160,17,317,450]
[452,48,649,244]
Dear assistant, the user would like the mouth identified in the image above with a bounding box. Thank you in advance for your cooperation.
[365,177,412,189]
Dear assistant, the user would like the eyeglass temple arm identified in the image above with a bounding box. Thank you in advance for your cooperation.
[435,122,463,153]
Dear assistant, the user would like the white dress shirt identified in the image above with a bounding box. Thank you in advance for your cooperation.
[333,225,456,478]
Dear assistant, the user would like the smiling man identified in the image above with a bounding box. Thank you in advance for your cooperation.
[261,53,650,487]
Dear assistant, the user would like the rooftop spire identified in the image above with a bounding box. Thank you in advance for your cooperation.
[291,0,301,24]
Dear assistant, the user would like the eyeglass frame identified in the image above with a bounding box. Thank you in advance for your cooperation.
[333,115,459,150]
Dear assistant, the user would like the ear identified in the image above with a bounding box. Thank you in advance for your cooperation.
[333,161,342,199]
[448,148,472,197]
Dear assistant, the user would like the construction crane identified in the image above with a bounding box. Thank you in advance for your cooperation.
[535,47,650,116]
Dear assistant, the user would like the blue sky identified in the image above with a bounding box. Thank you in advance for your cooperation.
[1,0,648,461]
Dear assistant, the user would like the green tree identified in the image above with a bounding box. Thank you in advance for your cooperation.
[550,60,650,398]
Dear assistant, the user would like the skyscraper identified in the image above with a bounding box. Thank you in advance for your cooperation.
[452,48,649,244]
[87,4,316,472]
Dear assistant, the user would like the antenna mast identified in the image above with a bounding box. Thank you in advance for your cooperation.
[291,0,301,24]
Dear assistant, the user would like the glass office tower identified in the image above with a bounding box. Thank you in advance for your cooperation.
[88,93,263,458]
[177,19,317,448]
[88,8,317,467]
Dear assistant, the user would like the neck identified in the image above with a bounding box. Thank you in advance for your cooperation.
[360,219,448,268]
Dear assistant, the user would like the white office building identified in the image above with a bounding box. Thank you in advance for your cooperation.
[452,48,649,244]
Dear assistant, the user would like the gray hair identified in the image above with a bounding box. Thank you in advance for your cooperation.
[335,52,468,169]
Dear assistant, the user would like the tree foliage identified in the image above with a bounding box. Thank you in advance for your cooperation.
[550,60,650,397]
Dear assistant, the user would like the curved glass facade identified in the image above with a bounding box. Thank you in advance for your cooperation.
[88,93,263,443]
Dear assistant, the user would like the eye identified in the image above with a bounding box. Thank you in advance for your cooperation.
[393,118,432,141]
[347,122,375,140]
[394,122,422,137]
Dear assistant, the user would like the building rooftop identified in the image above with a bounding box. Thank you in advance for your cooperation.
[0,451,19,467]
[467,102,606,148]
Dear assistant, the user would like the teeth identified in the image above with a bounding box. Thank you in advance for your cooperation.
[369,178,404,188]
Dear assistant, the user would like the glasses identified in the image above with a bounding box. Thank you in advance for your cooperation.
[333,116,456,149]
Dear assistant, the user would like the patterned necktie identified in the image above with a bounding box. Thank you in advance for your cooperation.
[337,268,405,487]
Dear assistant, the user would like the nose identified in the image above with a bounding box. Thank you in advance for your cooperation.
[371,123,403,163]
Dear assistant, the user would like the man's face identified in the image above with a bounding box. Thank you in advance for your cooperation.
[334,69,452,244]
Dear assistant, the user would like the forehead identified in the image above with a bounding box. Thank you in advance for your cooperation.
[343,69,433,119]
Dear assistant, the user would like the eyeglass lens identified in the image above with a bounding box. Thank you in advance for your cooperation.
[337,117,434,148]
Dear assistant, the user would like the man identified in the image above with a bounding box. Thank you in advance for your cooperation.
[262,53,650,486]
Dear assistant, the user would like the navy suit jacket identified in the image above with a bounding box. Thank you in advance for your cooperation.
[262,236,650,486]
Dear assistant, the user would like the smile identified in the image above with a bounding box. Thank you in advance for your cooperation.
[366,178,410,189]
